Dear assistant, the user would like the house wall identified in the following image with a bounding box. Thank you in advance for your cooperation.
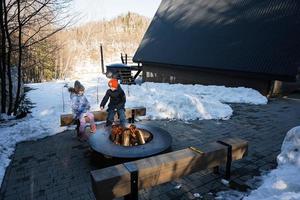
[271,70,300,96]
[142,64,272,95]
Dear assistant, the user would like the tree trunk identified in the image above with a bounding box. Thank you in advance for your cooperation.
[14,0,22,114]
[3,0,13,115]
[0,0,7,113]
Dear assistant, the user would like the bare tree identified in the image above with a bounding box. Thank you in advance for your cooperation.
[14,0,22,114]
[3,0,14,115]
[53,12,150,78]
[1,0,74,115]
[0,0,7,113]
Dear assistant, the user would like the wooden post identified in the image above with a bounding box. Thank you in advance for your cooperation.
[100,44,105,74]
[121,53,125,64]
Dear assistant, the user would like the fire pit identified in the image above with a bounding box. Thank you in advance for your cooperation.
[88,123,172,158]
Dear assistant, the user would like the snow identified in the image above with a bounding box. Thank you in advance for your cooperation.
[217,126,300,200]
[0,114,15,121]
[0,74,267,187]
[0,82,67,187]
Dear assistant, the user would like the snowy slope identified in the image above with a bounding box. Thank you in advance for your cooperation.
[0,75,267,186]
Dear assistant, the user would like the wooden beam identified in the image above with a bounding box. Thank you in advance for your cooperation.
[124,142,228,190]
[91,138,248,199]
[218,137,248,160]
[91,164,131,200]
[60,107,146,126]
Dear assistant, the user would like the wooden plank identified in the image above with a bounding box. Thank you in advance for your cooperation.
[90,164,131,200]
[91,139,248,199]
[218,138,248,160]
[60,107,146,126]
[124,142,228,189]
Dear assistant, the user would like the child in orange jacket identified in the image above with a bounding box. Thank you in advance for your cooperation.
[100,79,126,127]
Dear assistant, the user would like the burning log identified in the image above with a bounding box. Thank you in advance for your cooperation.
[129,124,145,145]
[110,124,151,146]
[111,125,123,145]
[122,129,131,146]
[136,130,146,144]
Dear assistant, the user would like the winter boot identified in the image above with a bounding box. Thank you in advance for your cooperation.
[91,124,96,133]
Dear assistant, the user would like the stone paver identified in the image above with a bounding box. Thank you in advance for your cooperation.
[1,95,300,199]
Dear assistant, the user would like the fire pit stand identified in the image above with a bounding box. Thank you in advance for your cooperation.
[88,123,172,158]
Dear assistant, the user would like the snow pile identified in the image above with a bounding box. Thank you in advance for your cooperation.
[77,76,267,121]
[0,75,267,186]
[217,126,300,200]
[124,83,266,120]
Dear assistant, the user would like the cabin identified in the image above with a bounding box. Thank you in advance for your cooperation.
[133,0,300,95]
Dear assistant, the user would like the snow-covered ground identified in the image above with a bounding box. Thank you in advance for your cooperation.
[0,74,267,186]
[217,126,300,200]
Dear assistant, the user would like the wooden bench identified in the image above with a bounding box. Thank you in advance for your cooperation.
[60,107,146,126]
[91,137,248,200]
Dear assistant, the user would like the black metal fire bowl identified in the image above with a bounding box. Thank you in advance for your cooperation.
[88,123,172,158]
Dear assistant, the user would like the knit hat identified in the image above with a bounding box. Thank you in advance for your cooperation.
[108,79,118,89]
[74,80,85,91]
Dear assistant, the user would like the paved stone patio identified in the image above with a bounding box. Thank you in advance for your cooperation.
[1,95,300,200]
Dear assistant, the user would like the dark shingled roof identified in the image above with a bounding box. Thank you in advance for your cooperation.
[133,0,300,81]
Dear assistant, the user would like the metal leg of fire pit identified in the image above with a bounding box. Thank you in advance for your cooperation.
[124,170,139,200]
[217,141,232,180]
[213,166,220,174]
[128,110,135,124]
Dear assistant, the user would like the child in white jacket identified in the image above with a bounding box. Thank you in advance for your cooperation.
[68,80,96,140]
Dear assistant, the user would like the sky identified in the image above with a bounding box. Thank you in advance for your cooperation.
[71,0,161,24]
